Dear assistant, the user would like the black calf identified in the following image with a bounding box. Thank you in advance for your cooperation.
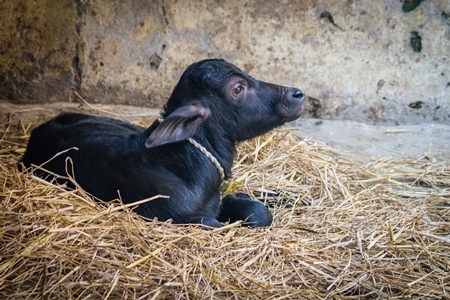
[21,59,304,228]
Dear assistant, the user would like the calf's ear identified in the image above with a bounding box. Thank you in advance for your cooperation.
[145,103,210,148]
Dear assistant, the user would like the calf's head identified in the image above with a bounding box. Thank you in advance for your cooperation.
[146,59,304,147]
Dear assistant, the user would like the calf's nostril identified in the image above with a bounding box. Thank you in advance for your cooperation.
[292,89,304,99]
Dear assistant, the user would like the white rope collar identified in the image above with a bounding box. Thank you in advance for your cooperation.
[187,137,225,182]
[156,117,225,181]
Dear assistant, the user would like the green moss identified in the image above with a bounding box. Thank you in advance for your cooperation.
[442,11,450,26]
[402,0,424,13]
[410,31,422,52]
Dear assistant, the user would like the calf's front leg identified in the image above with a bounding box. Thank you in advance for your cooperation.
[184,216,223,228]
[218,194,273,227]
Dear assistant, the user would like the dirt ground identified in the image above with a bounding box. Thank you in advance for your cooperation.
[1,102,449,164]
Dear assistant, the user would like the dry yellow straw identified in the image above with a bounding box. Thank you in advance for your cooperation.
[0,115,449,299]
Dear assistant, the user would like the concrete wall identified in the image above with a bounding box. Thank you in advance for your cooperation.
[0,0,78,102]
[1,0,449,124]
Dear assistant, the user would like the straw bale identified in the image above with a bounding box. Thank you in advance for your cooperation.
[0,115,449,299]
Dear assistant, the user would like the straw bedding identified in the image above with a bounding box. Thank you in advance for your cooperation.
[0,114,449,299]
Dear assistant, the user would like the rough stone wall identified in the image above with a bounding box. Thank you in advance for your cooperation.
[1,0,449,124]
[0,0,79,102]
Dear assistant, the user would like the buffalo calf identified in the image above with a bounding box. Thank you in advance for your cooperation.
[21,59,304,228]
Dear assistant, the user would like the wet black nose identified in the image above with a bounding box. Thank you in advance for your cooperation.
[292,89,304,100]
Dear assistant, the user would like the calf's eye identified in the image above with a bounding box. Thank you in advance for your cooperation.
[233,85,243,95]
